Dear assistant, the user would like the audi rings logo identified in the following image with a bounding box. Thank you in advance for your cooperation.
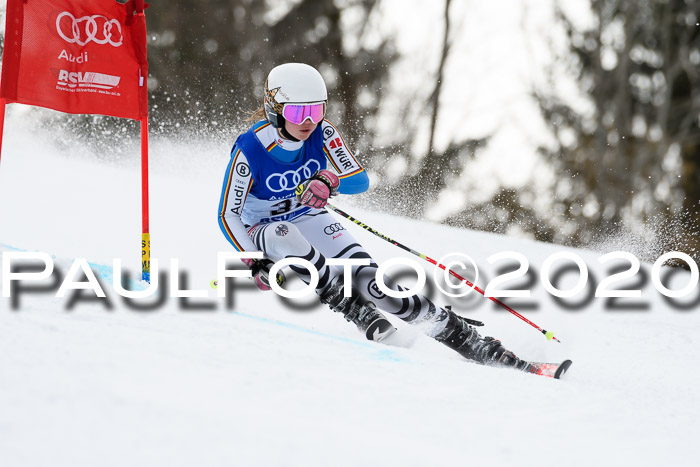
[266,159,321,193]
[56,12,123,47]
[323,223,346,235]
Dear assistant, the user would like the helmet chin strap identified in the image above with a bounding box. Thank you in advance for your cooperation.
[278,120,300,142]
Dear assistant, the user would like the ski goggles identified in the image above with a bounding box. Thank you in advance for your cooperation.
[282,102,326,125]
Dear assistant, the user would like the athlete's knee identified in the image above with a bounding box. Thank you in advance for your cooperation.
[261,222,310,259]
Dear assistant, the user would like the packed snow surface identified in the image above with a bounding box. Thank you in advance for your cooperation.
[1,113,699,466]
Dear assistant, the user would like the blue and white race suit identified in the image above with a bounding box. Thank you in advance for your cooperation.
[218,119,444,329]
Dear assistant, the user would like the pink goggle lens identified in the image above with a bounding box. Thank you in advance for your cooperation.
[282,103,326,125]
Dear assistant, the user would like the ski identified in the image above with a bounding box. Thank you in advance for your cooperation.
[523,359,573,379]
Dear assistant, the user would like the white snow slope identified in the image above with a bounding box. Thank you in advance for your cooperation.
[1,112,699,467]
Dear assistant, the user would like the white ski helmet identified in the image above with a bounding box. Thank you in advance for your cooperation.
[264,63,328,128]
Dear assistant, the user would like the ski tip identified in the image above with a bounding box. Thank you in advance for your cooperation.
[554,359,573,379]
[365,318,397,343]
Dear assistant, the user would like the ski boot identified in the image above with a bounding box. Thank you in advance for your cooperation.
[434,309,530,371]
[320,275,396,342]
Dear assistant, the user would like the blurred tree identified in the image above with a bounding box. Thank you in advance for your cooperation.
[534,0,700,261]
[144,0,269,134]
[368,0,490,220]
[144,0,396,145]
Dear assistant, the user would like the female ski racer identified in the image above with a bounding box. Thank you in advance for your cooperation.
[218,62,531,371]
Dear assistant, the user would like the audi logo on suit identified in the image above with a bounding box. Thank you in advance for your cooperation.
[265,159,321,193]
[323,223,346,235]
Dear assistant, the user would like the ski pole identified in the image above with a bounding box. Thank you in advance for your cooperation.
[325,203,561,343]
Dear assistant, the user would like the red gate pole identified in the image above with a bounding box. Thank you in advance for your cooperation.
[136,0,150,282]
[140,116,150,282]
[0,98,6,165]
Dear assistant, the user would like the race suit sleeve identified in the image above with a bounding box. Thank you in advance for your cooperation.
[218,147,258,252]
[321,120,369,195]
